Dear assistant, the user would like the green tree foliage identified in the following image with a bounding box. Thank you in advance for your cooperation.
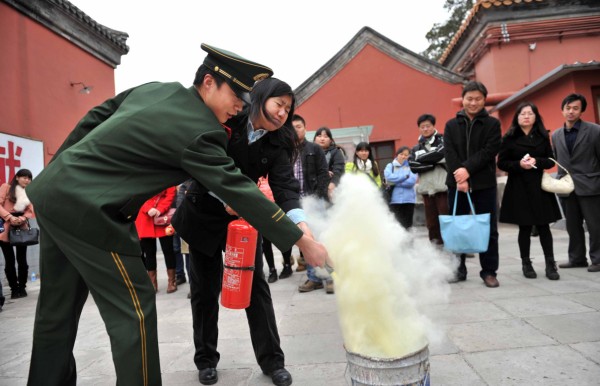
[422,0,475,61]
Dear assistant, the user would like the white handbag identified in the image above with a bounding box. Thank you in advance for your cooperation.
[541,158,574,195]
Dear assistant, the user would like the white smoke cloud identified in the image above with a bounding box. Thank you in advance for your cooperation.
[302,173,455,359]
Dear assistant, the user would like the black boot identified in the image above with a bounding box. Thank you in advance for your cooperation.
[11,288,22,299]
[267,268,278,283]
[279,264,293,279]
[449,254,467,283]
[521,257,537,279]
[18,286,27,297]
[545,257,560,280]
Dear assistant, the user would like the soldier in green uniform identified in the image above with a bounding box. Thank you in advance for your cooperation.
[25,44,328,386]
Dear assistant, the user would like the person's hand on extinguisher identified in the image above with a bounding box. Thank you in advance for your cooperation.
[296,222,332,268]
[225,204,330,268]
[296,234,329,269]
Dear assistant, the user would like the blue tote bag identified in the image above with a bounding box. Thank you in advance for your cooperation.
[439,190,490,254]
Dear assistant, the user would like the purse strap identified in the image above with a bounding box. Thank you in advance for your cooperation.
[548,158,570,175]
[452,189,477,217]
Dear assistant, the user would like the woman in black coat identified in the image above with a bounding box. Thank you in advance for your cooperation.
[173,78,302,386]
[498,102,561,280]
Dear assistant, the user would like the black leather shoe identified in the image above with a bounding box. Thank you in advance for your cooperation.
[558,261,589,268]
[279,265,293,279]
[522,263,537,279]
[265,368,292,386]
[198,368,218,385]
[447,272,466,283]
[176,276,187,285]
[268,269,278,283]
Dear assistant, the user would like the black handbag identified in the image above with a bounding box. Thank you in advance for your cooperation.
[9,220,40,246]
[382,184,394,202]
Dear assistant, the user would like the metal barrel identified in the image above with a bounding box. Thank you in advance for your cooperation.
[346,345,430,386]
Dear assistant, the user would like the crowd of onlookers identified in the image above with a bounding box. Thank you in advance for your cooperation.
[243,84,600,292]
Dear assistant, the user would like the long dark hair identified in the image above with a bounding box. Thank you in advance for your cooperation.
[352,142,380,177]
[248,78,298,162]
[505,102,549,139]
[313,126,336,148]
[8,168,33,203]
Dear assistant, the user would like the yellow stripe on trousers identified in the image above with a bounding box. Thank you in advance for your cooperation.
[111,252,148,386]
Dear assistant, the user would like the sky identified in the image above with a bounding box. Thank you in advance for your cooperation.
[70,0,449,93]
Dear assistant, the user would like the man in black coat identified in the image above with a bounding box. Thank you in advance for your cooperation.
[443,81,502,288]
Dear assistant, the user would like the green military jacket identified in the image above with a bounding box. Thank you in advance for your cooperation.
[27,82,302,255]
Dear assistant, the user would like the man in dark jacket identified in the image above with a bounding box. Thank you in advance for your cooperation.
[443,81,502,288]
[289,114,331,292]
[409,114,448,245]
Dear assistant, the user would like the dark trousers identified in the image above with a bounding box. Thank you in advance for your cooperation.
[518,224,553,260]
[189,237,284,373]
[563,193,600,265]
[28,213,161,386]
[448,187,499,278]
[281,248,293,266]
[1,241,28,290]
[140,236,176,270]
[389,203,415,229]
[422,192,448,244]
[262,238,275,270]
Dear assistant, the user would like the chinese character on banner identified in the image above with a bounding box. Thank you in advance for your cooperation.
[0,141,23,183]
[0,133,44,185]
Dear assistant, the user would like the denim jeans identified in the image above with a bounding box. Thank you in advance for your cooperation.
[306,264,321,283]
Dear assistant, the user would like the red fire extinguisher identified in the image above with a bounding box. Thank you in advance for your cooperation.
[221,218,258,309]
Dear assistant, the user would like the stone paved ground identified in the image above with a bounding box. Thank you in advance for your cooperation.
[1,223,599,385]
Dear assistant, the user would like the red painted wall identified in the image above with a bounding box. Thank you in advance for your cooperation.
[0,2,117,164]
[497,71,600,135]
[296,45,463,150]
[476,35,600,94]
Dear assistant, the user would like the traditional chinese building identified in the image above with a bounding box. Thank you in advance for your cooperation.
[295,0,600,167]
[0,0,128,183]
[2,0,599,177]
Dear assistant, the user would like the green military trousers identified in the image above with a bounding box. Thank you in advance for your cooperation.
[27,213,161,386]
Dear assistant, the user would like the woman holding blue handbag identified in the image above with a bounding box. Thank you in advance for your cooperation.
[498,102,561,280]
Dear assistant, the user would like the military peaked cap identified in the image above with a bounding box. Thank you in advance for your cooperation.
[201,43,273,102]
